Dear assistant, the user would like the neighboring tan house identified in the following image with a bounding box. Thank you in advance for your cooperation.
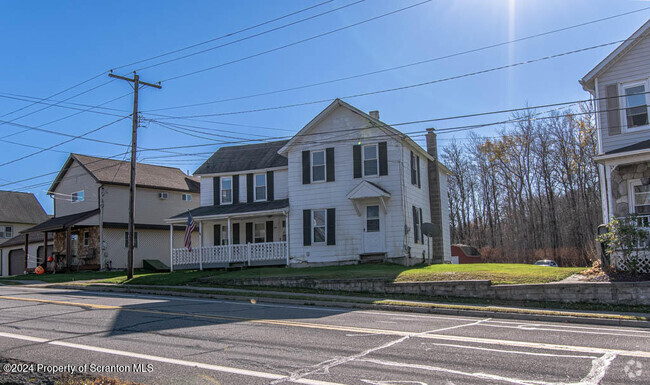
[167,99,452,269]
[23,154,200,271]
[580,19,650,271]
[0,191,50,276]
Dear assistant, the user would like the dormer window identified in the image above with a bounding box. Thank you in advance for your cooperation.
[254,174,266,201]
[221,177,232,204]
[622,81,649,130]
[71,190,84,203]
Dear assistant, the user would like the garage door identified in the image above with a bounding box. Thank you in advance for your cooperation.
[9,249,24,276]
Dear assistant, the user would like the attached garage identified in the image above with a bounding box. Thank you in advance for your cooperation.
[8,249,24,275]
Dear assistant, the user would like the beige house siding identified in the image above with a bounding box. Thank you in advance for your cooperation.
[53,160,100,217]
[101,185,198,224]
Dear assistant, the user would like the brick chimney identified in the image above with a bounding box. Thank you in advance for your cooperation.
[426,128,445,264]
[369,110,379,120]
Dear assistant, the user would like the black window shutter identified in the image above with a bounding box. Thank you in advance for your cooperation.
[233,175,240,204]
[379,142,388,176]
[326,147,335,182]
[245,222,253,243]
[302,150,311,184]
[213,176,220,206]
[410,151,416,185]
[412,206,418,244]
[303,209,311,246]
[353,145,362,178]
[267,171,274,201]
[327,208,336,246]
[246,174,253,202]
[232,223,240,244]
[213,224,221,246]
[266,221,274,242]
[419,207,424,242]
[417,156,421,188]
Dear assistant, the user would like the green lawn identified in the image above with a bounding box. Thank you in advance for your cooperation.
[0,264,586,286]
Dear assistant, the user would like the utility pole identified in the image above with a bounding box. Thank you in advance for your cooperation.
[108,71,161,279]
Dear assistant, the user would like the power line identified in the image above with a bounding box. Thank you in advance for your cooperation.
[161,0,434,82]
[136,0,366,72]
[112,0,337,71]
[154,40,624,119]
[146,6,650,113]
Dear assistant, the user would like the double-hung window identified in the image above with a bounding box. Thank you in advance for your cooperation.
[311,150,326,182]
[312,209,327,244]
[71,190,84,203]
[221,177,233,204]
[363,144,378,176]
[254,223,266,243]
[254,174,266,201]
[630,180,650,216]
[0,225,12,239]
[622,81,649,130]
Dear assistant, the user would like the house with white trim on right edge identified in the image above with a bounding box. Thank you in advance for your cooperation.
[166,99,451,269]
[580,19,650,271]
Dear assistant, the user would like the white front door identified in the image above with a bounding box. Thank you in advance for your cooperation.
[363,204,385,254]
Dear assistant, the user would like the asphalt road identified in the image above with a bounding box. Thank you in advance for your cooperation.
[0,285,649,385]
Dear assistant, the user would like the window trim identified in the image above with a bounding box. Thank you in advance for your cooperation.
[254,173,267,202]
[311,209,327,244]
[629,179,650,216]
[124,231,139,248]
[619,79,650,133]
[362,143,379,177]
[311,150,326,183]
[182,194,192,201]
[71,190,85,203]
[220,176,233,205]
[253,222,266,243]
[0,225,13,239]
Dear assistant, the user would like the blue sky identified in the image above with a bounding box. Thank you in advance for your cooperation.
[1,0,649,213]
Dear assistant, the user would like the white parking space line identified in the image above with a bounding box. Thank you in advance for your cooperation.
[420,341,599,359]
[0,331,345,385]
[477,323,650,338]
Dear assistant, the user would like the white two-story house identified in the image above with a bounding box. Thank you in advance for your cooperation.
[580,19,650,269]
[167,99,451,268]
[23,154,199,271]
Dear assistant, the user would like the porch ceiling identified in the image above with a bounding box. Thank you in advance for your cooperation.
[168,199,289,222]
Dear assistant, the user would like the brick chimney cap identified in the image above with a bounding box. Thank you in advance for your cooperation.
[426,127,436,132]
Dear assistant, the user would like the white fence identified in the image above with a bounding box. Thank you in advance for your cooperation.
[171,241,287,270]
[611,215,650,273]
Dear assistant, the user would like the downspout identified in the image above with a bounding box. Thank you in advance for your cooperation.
[98,185,104,270]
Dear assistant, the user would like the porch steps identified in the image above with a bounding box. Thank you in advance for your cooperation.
[359,253,386,264]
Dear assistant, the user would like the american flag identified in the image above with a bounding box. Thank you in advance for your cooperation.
[184,212,196,251]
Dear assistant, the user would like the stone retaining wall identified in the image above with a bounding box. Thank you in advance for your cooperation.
[207,276,650,305]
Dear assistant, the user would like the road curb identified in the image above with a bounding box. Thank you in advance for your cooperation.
[49,283,650,329]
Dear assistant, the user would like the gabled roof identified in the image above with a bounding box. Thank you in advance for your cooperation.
[346,180,391,200]
[580,19,650,91]
[0,191,49,224]
[194,140,289,175]
[49,154,200,194]
[277,99,434,162]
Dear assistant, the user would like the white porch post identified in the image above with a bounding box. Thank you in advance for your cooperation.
[285,211,290,266]
[227,217,232,262]
[198,221,203,271]
[169,224,174,272]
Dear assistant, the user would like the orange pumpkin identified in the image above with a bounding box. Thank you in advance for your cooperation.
[35,266,45,275]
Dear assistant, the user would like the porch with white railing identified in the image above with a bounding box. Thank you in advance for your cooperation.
[171,241,288,270]
[610,215,650,272]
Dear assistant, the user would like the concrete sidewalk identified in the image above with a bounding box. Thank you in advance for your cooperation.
[43,281,650,329]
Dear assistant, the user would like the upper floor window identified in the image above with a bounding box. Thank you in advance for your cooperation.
[363,144,378,176]
[254,174,266,201]
[221,177,232,204]
[71,190,84,203]
[311,150,326,182]
[182,194,192,201]
[622,81,649,130]
[0,225,13,239]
